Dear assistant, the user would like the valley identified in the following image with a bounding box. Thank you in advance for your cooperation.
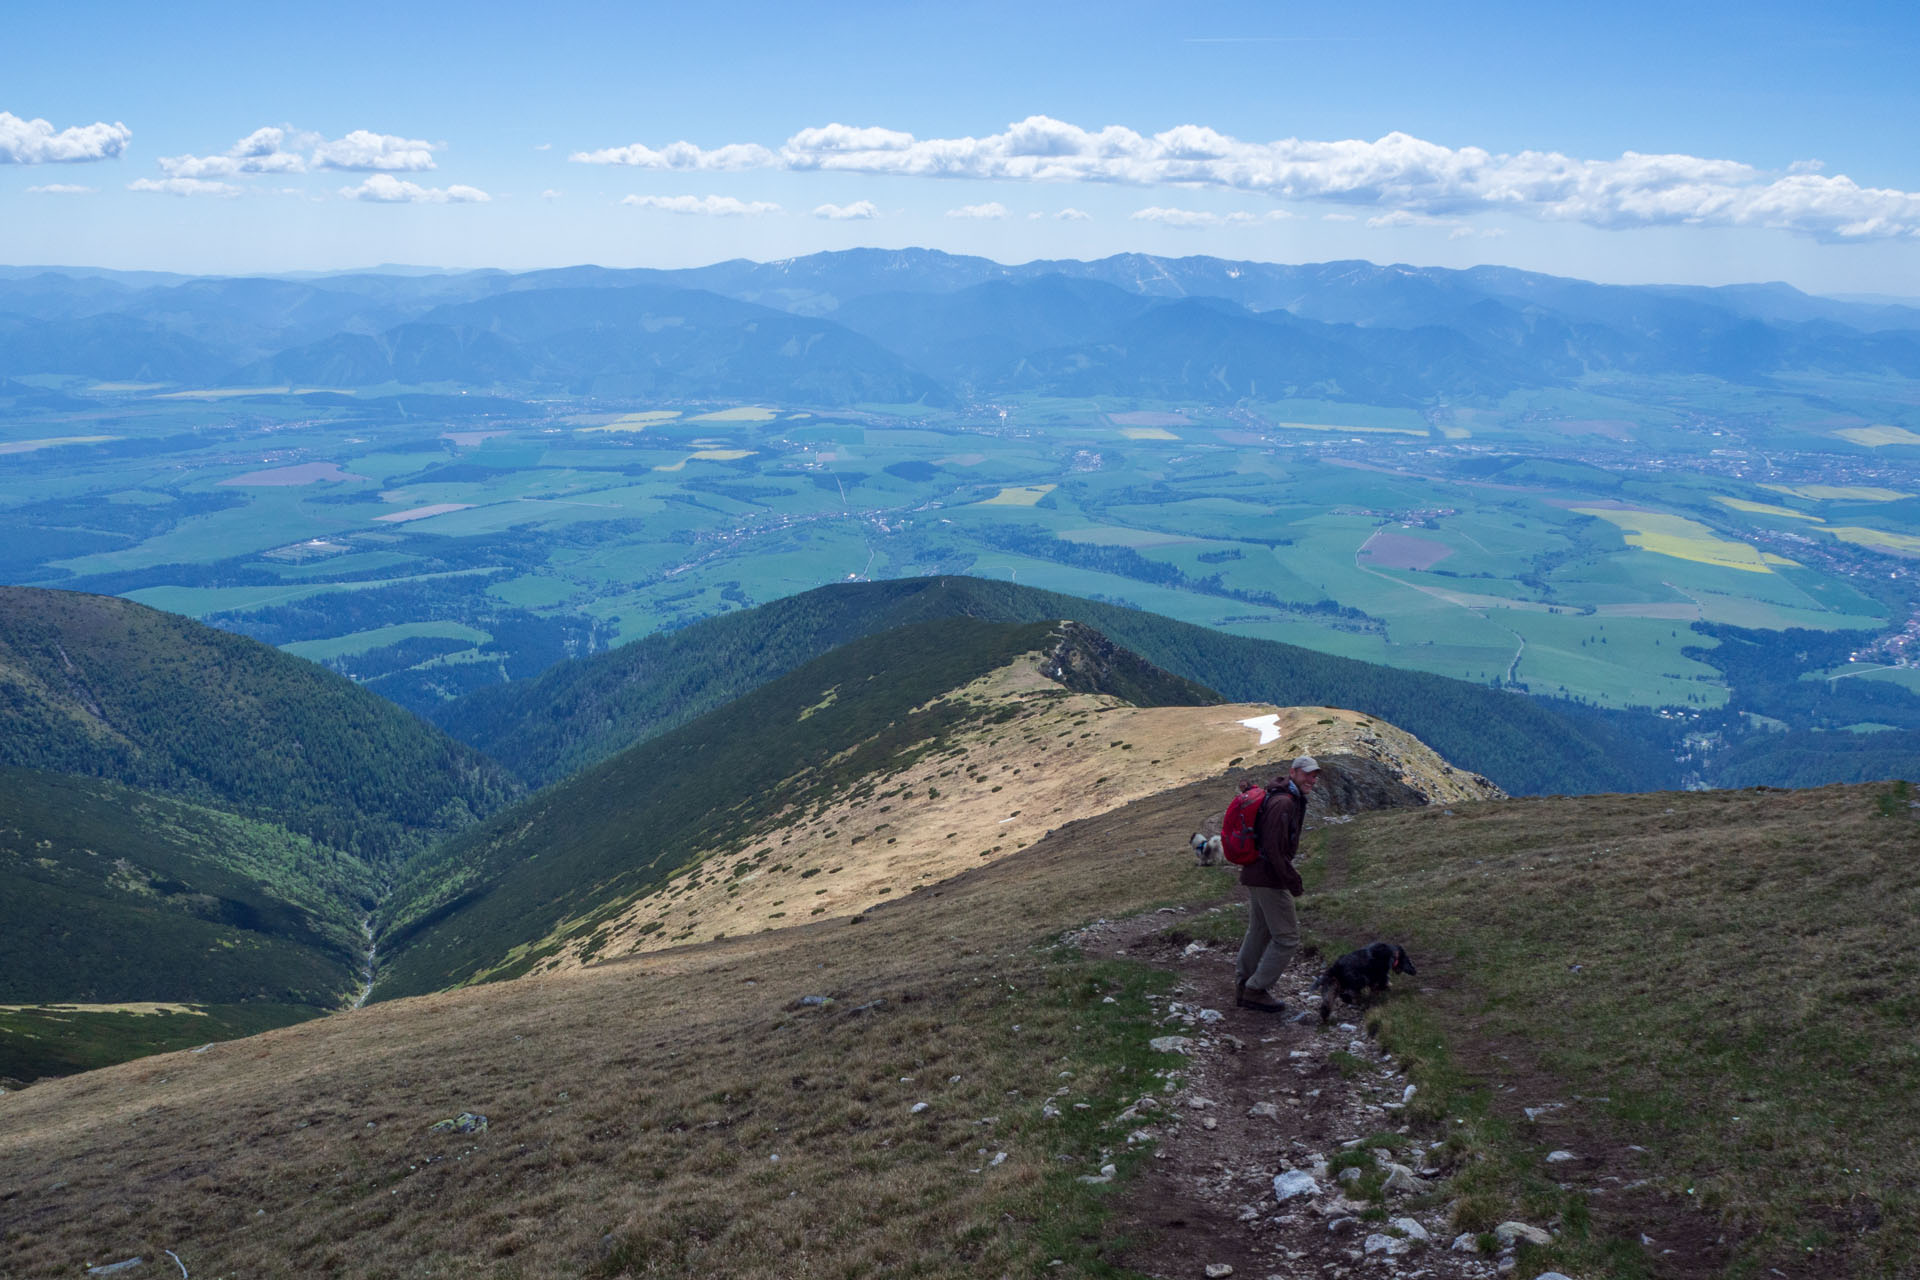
[4,253,1919,793]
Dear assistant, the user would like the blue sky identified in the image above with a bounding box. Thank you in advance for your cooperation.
[4,0,1918,293]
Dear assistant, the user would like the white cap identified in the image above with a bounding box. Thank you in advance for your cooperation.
[1292,754,1321,773]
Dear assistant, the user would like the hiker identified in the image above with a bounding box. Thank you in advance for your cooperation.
[1234,754,1319,1014]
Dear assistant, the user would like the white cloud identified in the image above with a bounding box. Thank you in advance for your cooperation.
[129,177,242,198]
[1056,207,1092,220]
[541,188,563,201]
[813,199,878,220]
[1366,209,1464,230]
[339,174,490,203]
[620,193,781,216]
[313,130,438,172]
[1322,212,1357,222]
[0,111,130,164]
[946,201,1007,219]
[535,142,552,152]
[573,140,777,169]
[1131,206,1256,229]
[26,183,94,194]
[571,115,1920,241]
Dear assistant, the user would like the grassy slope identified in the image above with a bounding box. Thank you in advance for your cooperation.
[1299,781,1919,1277]
[0,778,1242,1280]
[435,575,1652,796]
[377,617,1214,998]
[0,767,382,1080]
[0,586,520,860]
[5,777,1908,1276]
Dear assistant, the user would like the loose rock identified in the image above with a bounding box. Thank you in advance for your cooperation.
[1382,1163,1432,1194]
[1494,1221,1553,1247]
[1272,1170,1319,1201]
[1204,1265,1234,1278]
[428,1111,488,1135]
[1149,1036,1195,1055]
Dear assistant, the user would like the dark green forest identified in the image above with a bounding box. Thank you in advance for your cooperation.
[0,587,520,860]
[435,576,1659,796]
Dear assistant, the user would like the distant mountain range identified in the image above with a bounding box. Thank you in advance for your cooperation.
[4,250,1917,403]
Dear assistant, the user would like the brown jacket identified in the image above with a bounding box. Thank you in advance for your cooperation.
[1238,781,1306,896]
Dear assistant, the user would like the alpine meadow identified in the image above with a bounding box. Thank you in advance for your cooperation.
[3,4,1918,1278]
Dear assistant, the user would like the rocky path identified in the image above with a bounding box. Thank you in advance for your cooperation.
[1072,904,1572,1280]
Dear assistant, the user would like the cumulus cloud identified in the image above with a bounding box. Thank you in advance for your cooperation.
[27,183,94,194]
[129,177,242,198]
[154,126,449,186]
[574,140,777,169]
[813,199,878,220]
[946,201,1007,219]
[313,130,438,171]
[0,111,130,164]
[570,115,1920,240]
[1131,206,1256,229]
[620,193,781,215]
[541,188,563,201]
[339,174,489,203]
[1056,207,1092,220]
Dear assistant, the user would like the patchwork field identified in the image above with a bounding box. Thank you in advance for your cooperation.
[1,379,1914,716]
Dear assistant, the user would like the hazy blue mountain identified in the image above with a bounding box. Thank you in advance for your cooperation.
[242,284,953,402]
[3,250,1917,396]
[0,311,232,383]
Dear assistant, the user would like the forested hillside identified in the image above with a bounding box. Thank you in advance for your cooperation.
[0,587,520,859]
[0,767,379,1080]
[435,576,1658,795]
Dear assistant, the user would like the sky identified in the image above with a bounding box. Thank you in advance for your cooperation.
[4,0,1919,295]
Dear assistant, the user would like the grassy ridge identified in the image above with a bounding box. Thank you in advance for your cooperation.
[376,618,1094,997]
[437,576,1652,796]
[0,586,520,860]
[1301,783,1920,1277]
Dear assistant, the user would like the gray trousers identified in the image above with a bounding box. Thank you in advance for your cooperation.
[1235,886,1298,993]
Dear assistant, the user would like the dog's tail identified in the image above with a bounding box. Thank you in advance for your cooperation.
[1312,966,1336,1023]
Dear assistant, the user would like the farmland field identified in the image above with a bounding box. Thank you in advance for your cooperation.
[3,376,1917,736]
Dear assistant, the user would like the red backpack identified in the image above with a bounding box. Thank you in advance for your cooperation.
[1220,782,1268,865]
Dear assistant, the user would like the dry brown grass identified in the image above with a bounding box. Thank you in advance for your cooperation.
[0,778,1252,1279]
[518,653,1493,976]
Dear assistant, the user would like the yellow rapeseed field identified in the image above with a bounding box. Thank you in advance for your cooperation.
[1712,496,1824,521]
[1574,507,1776,573]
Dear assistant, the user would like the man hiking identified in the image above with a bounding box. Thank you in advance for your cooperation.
[1234,754,1320,1014]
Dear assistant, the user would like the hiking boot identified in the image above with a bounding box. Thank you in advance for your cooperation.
[1237,990,1286,1014]
[1234,978,1247,1005]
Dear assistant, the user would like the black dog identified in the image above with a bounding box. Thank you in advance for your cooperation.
[1314,942,1416,1023]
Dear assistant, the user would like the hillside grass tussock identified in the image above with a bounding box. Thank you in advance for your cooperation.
[1303,781,1920,1278]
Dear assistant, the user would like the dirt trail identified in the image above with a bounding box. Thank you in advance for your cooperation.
[1074,901,1506,1280]
[1084,892,1730,1280]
